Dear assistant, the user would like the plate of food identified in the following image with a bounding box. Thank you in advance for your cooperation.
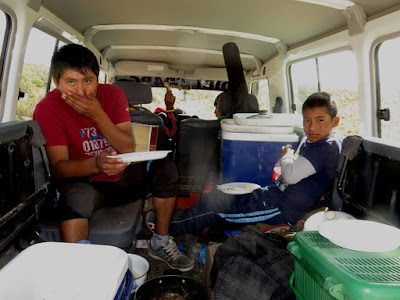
[217,182,261,195]
[107,150,171,163]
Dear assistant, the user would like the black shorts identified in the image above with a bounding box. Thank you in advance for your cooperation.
[55,159,178,222]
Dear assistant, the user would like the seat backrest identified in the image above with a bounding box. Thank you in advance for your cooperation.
[332,135,400,226]
[113,81,167,150]
[174,118,221,191]
[113,81,153,105]
[0,120,50,254]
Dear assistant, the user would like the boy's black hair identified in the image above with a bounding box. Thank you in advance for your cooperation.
[302,92,337,119]
[51,44,100,84]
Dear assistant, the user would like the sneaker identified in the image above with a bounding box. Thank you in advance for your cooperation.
[144,210,156,233]
[148,239,194,272]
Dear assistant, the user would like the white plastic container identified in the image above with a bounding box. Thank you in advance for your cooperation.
[127,254,149,294]
[0,242,128,300]
[233,113,303,127]
[221,118,294,134]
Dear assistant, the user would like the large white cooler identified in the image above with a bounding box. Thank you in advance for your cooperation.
[0,242,131,300]
[221,131,299,185]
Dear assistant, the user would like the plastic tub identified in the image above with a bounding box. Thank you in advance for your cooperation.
[0,242,128,300]
[221,118,294,134]
[221,131,299,185]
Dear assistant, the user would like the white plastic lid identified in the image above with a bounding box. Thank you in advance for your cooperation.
[221,119,294,134]
[233,113,303,127]
[222,130,299,142]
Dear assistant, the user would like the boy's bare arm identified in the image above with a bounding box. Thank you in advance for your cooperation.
[46,145,129,179]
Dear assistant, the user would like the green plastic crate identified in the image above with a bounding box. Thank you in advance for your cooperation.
[288,231,400,300]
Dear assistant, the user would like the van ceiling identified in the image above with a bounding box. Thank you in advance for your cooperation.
[41,0,400,72]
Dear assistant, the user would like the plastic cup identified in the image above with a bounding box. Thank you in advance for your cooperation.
[272,166,281,182]
[127,254,150,294]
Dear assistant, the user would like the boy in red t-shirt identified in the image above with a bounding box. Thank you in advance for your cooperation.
[34,44,193,272]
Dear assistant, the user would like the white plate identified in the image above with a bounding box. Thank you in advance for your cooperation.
[107,150,171,163]
[303,211,356,231]
[217,182,261,195]
[319,219,400,252]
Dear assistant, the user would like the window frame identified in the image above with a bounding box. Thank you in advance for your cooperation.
[0,11,11,90]
[0,7,13,121]
[248,76,270,112]
[373,32,400,139]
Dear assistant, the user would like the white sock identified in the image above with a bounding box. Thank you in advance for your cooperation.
[151,233,169,248]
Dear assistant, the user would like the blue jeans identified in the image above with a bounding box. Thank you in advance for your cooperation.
[170,186,287,236]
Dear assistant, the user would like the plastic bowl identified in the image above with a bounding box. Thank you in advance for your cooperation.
[127,254,150,294]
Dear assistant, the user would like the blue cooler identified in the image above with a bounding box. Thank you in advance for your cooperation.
[221,131,299,185]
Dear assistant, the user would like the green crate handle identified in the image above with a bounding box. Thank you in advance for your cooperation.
[324,277,344,300]
[289,271,305,300]
[288,242,302,259]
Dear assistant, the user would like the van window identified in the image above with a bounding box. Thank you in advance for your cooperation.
[99,71,107,84]
[17,28,61,120]
[0,10,10,100]
[376,36,400,144]
[289,50,359,136]
[143,88,222,120]
[250,79,270,111]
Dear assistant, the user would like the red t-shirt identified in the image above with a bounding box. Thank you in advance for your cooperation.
[33,84,131,182]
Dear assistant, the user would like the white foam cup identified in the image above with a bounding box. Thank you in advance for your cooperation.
[127,254,150,294]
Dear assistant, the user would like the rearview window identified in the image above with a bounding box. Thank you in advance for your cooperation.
[145,88,222,120]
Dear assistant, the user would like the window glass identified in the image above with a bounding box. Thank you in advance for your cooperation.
[99,71,107,84]
[290,59,319,112]
[143,88,222,119]
[318,51,359,136]
[17,28,57,120]
[290,50,359,136]
[376,37,400,144]
[251,79,270,111]
[49,41,66,91]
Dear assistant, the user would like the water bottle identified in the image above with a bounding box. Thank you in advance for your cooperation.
[186,243,210,266]
[199,244,207,265]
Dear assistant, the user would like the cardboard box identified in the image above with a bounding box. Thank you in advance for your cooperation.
[131,123,158,152]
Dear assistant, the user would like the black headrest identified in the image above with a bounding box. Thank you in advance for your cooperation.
[113,81,153,105]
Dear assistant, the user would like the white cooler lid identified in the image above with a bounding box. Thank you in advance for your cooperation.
[233,113,303,127]
[222,130,299,142]
[0,242,128,300]
[221,119,294,134]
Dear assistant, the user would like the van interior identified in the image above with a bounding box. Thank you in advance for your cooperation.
[1,0,400,299]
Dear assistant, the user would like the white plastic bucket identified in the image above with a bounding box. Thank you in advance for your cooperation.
[127,254,150,294]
